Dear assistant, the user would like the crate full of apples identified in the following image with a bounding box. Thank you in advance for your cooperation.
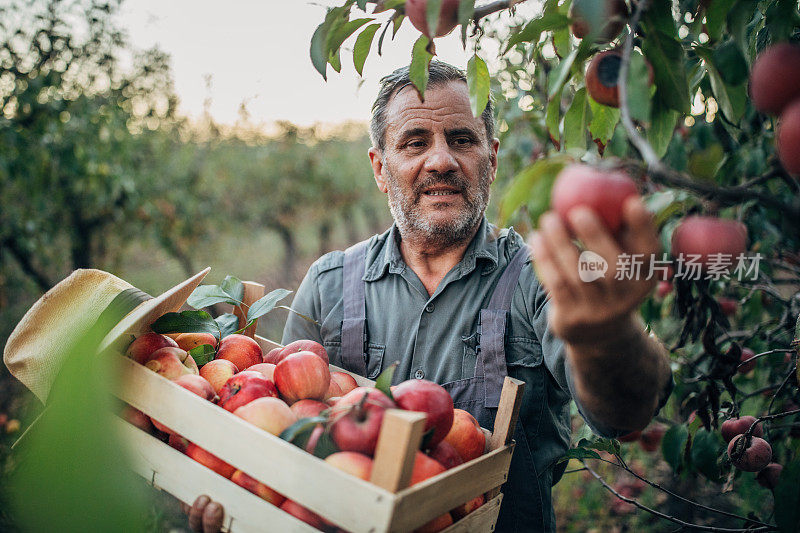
[112,280,523,533]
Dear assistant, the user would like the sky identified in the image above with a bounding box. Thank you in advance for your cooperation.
[118,1,494,127]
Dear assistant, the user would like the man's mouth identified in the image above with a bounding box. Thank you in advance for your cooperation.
[423,188,461,197]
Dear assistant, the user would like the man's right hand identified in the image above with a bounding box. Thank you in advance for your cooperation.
[181,495,225,533]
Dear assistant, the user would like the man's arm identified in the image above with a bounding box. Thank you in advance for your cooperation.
[530,197,672,433]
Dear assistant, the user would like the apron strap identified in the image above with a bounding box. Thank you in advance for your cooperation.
[341,240,369,376]
[477,245,530,408]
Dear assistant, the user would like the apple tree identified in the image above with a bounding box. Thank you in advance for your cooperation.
[311,0,800,529]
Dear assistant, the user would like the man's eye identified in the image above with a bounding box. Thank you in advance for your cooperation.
[407,140,425,148]
[453,137,472,145]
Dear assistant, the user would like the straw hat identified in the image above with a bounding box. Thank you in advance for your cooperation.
[3,267,210,403]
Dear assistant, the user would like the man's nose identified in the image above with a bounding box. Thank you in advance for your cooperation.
[423,140,459,174]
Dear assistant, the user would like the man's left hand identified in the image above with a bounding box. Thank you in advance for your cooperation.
[529,196,661,346]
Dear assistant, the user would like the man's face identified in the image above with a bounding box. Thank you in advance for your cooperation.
[369,80,499,246]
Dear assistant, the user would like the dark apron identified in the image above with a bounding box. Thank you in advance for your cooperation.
[339,241,545,532]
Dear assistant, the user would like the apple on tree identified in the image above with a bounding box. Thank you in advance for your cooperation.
[405,0,463,39]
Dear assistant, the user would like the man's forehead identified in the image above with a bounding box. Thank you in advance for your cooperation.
[384,80,484,139]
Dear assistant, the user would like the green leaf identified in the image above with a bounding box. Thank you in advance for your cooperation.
[712,40,748,86]
[765,0,799,42]
[546,89,563,149]
[627,52,653,124]
[409,35,433,97]
[648,105,678,158]
[467,53,490,118]
[564,87,589,151]
[727,0,758,50]
[690,429,723,481]
[375,362,397,400]
[557,447,601,463]
[328,18,373,58]
[425,0,443,39]
[458,0,475,47]
[547,47,579,98]
[188,344,215,367]
[353,23,381,76]
[705,0,736,41]
[503,12,571,53]
[215,313,240,338]
[311,431,339,459]
[699,48,746,123]
[642,30,690,114]
[578,437,621,455]
[310,20,332,80]
[247,288,292,322]
[280,416,328,445]
[219,275,244,304]
[150,310,219,336]
[329,46,342,73]
[793,313,800,345]
[588,98,620,145]
[356,0,368,10]
[662,425,689,473]
[499,156,568,225]
[643,0,678,38]
[688,143,726,181]
[187,284,239,309]
[775,459,800,532]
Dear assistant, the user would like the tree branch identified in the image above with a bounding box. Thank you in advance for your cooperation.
[0,235,53,293]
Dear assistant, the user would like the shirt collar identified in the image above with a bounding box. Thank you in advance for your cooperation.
[363,217,501,282]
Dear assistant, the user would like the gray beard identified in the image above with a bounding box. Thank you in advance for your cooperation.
[384,159,492,248]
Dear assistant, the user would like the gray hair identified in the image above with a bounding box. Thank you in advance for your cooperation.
[369,61,495,151]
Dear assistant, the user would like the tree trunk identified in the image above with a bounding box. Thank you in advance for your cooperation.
[275,223,297,280]
[1,235,53,292]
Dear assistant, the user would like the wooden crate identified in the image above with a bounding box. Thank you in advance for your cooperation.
[112,282,524,532]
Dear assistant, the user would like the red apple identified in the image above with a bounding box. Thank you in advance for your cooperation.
[324,379,343,402]
[279,500,332,530]
[410,451,447,485]
[718,297,738,317]
[168,433,189,454]
[756,462,783,490]
[738,347,756,374]
[777,98,800,176]
[392,379,454,448]
[324,451,374,480]
[199,359,239,394]
[274,351,331,404]
[585,49,652,108]
[405,0,462,38]
[749,43,800,115]
[126,332,178,364]
[186,442,236,479]
[305,425,325,455]
[144,347,198,379]
[290,399,329,419]
[330,387,396,455]
[728,435,772,472]
[121,405,152,432]
[218,370,279,412]
[217,334,263,370]
[569,0,629,42]
[451,494,484,520]
[656,281,673,299]
[246,362,276,382]
[174,332,218,353]
[721,416,763,443]
[618,430,642,443]
[263,347,285,365]
[330,372,359,395]
[428,440,464,470]
[231,470,286,506]
[551,163,639,237]
[414,513,453,533]
[671,216,747,270]
[279,339,329,365]
[442,409,485,462]
[234,397,297,436]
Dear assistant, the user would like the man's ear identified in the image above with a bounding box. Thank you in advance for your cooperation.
[489,138,500,184]
[369,147,388,193]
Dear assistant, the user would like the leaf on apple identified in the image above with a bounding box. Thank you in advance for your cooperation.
[311,432,339,459]
[187,284,240,309]
[374,362,397,400]
[556,446,601,464]
[280,416,329,445]
[219,275,245,304]
[188,344,215,368]
[215,313,240,338]
[151,310,218,336]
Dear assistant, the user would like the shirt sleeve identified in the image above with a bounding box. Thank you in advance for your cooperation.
[281,262,324,345]
[528,271,673,438]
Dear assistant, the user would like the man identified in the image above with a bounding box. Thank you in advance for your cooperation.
[188,61,672,532]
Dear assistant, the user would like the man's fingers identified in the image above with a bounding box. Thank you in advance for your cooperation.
[538,212,582,287]
[567,206,621,269]
[189,495,211,532]
[620,196,661,257]
[202,502,225,533]
[529,231,576,303]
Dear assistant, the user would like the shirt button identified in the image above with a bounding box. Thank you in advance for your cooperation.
[414,369,425,379]
[425,303,435,313]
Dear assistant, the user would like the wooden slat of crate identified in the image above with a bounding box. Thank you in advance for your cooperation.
[441,493,503,533]
[388,445,513,532]
[115,417,317,533]
[115,356,396,533]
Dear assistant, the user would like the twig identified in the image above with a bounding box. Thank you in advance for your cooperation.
[736,348,794,371]
[581,462,776,532]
